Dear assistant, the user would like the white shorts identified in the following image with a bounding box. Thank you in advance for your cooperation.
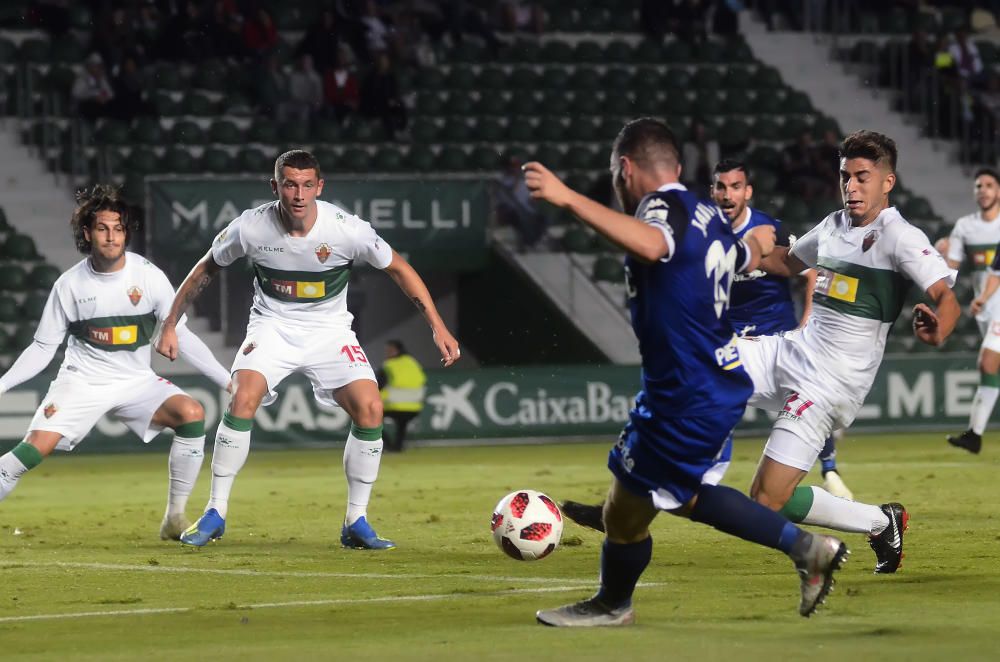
[979,317,1000,353]
[232,316,377,408]
[737,335,843,471]
[29,372,185,451]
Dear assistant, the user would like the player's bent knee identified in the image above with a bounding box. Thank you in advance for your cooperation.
[179,398,205,424]
[352,398,383,428]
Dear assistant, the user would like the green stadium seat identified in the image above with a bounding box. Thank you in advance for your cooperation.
[578,9,611,32]
[337,147,370,172]
[507,119,534,142]
[96,121,130,146]
[605,41,632,63]
[543,91,572,116]
[131,118,163,144]
[780,198,810,225]
[602,66,633,92]
[248,120,279,144]
[883,8,910,34]
[718,120,751,150]
[660,40,690,64]
[278,121,310,145]
[476,117,506,142]
[469,146,500,171]
[372,147,405,172]
[752,117,783,141]
[448,66,477,90]
[416,90,446,116]
[478,67,507,90]
[533,144,565,170]
[662,92,692,115]
[442,118,473,143]
[562,227,594,253]
[406,146,436,171]
[209,120,242,144]
[0,264,28,291]
[499,39,539,64]
[574,41,603,64]
[0,38,15,62]
[752,168,779,195]
[593,256,622,282]
[409,118,440,143]
[540,41,574,63]
[509,67,540,91]
[573,92,603,117]
[565,117,600,142]
[126,147,158,174]
[43,65,75,96]
[415,68,446,90]
[450,39,487,64]
[12,323,35,350]
[161,147,197,174]
[535,117,566,141]
[903,197,934,219]
[724,66,755,90]
[29,264,60,290]
[171,120,205,144]
[152,66,184,91]
[720,39,753,61]
[566,145,602,170]
[752,91,783,115]
[753,67,783,89]
[541,68,570,90]
[201,148,233,172]
[49,35,87,63]
[781,115,812,140]
[151,91,182,116]
[437,146,468,171]
[472,93,504,115]
[237,148,271,173]
[313,121,340,144]
[17,38,49,63]
[446,92,475,116]
[183,92,216,116]
[570,67,602,91]
[0,295,18,322]
[693,67,724,89]
[914,11,938,32]
[604,93,634,117]
[507,93,538,116]
[2,235,37,260]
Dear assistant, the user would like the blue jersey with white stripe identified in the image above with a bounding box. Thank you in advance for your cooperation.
[625,185,754,418]
[728,207,798,336]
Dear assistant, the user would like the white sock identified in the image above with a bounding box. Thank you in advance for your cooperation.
[802,486,890,535]
[969,385,999,435]
[0,452,29,501]
[205,420,252,519]
[165,435,205,518]
[343,427,383,525]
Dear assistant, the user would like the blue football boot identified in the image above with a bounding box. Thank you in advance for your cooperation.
[340,516,396,550]
[179,508,226,547]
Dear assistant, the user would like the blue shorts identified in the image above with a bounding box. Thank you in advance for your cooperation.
[608,392,744,511]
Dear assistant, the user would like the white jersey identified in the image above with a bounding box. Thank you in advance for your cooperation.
[212,200,393,328]
[35,253,179,384]
[946,210,1000,320]
[784,207,954,418]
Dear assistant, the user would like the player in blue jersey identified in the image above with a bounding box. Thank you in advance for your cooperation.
[524,118,848,626]
[713,159,853,500]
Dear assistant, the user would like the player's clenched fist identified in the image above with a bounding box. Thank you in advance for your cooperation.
[744,225,776,257]
[523,161,575,208]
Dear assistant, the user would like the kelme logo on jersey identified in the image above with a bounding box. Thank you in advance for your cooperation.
[815,268,859,303]
[315,243,332,263]
[127,286,142,306]
[87,325,139,345]
[271,279,325,299]
[43,402,57,418]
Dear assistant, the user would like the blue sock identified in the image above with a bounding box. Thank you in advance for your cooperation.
[595,536,652,608]
[690,484,803,554]
[819,435,837,474]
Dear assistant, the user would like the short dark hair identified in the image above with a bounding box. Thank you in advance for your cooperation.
[274,149,322,181]
[387,339,406,354]
[974,167,1000,185]
[713,158,750,183]
[70,184,138,255]
[839,130,897,172]
[612,118,680,168]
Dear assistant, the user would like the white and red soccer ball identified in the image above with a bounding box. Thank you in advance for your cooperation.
[491,489,564,561]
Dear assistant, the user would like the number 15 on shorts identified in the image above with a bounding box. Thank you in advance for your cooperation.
[340,345,369,364]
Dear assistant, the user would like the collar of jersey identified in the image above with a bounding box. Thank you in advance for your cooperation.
[655,182,687,193]
[838,205,900,231]
[730,206,753,234]
[86,253,128,278]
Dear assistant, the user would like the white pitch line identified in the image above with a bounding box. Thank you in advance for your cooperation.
[0,560,598,586]
[0,583,665,624]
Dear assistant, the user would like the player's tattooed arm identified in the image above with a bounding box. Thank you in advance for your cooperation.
[914,278,960,347]
[384,250,461,366]
[156,251,223,360]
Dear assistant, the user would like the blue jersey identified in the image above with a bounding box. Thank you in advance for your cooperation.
[624,185,754,419]
[728,207,798,336]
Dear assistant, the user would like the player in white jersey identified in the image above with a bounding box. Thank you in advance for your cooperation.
[0,185,231,539]
[743,131,959,573]
[156,149,460,549]
[936,168,1000,454]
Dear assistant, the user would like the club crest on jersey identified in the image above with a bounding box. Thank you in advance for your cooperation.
[242,341,257,355]
[315,243,332,263]
[863,230,879,252]
[43,403,57,418]
[127,286,142,306]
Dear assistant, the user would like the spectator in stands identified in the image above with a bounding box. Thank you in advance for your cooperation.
[359,0,394,58]
[298,9,345,72]
[157,1,210,62]
[110,54,150,122]
[493,154,548,251]
[324,46,361,123]
[681,119,719,198]
[243,6,278,60]
[72,53,115,121]
[814,129,842,199]
[288,54,324,124]
[712,0,742,35]
[666,0,709,43]
[208,2,248,60]
[497,0,545,35]
[781,130,826,201]
[903,28,935,109]
[360,51,408,138]
[254,55,291,122]
[949,29,986,88]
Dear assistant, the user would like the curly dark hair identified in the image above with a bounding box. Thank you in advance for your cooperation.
[70,184,138,255]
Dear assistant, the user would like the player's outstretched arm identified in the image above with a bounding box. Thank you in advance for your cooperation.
[971,273,1000,316]
[155,250,223,360]
[522,161,669,263]
[174,324,231,390]
[913,278,960,347]
[383,251,460,367]
[798,269,818,327]
[758,246,808,278]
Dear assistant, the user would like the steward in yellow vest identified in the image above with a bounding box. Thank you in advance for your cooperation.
[377,340,426,451]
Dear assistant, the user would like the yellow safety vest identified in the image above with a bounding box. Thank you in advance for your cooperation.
[381,355,426,413]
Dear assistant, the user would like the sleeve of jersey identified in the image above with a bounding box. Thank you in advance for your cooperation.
[946,221,964,263]
[210,217,246,267]
[637,193,687,262]
[0,287,65,393]
[788,220,821,267]
[896,227,957,291]
[349,216,394,269]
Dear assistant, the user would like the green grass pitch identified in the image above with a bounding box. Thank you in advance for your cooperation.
[0,433,997,661]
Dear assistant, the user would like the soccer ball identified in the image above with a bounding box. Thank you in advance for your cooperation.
[491,489,563,561]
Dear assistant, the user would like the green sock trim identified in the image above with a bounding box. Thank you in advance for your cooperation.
[222,413,253,432]
[981,372,1000,388]
[350,423,383,441]
[11,441,43,470]
[174,420,205,438]
[778,486,814,523]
